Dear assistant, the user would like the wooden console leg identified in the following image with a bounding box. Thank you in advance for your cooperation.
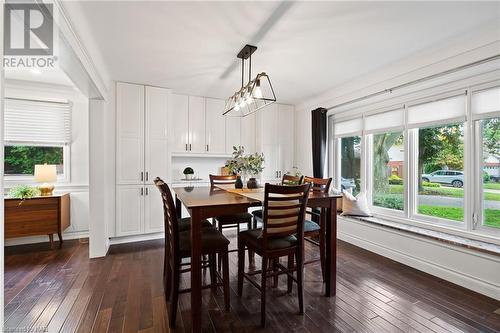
[48,234,54,249]
[58,232,63,248]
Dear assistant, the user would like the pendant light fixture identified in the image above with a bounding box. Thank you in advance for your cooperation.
[223,44,276,117]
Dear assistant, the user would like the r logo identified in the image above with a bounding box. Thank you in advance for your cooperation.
[4,3,53,56]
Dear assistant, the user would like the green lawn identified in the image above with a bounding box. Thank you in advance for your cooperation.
[418,205,500,228]
[484,182,500,190]
[387,185,500,201]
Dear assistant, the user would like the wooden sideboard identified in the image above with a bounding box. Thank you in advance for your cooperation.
[5,193,70,248]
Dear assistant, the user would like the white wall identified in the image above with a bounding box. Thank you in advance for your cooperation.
[293,23,500,299]
[4,79,90,245]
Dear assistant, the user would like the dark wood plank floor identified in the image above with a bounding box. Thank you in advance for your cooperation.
[4,233,500,333]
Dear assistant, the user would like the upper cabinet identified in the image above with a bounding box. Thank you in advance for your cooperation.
[116,82,170,185]
[171,94,189,153]
[205,98,226,154]
[170,94,240,155]
[116,82,145,184]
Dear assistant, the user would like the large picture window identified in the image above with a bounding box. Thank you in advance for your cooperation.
[372,131,404,211]
[340,136,361,195]
[416,123,465,222]
[4,145,64,176]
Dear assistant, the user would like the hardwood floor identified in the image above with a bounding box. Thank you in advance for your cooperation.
[4,233,500,333]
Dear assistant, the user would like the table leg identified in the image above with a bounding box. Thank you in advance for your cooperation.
[190,209,202,332]
[325,198,337,297]
[48,234,54,249]
[175,195,182,219]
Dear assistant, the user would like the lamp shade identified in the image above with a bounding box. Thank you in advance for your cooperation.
[34,164,57,183]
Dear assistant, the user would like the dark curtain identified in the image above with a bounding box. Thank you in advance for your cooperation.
[311,108,328,178]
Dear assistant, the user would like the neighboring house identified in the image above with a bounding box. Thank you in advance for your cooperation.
[484,155,500,177]
[387,145,404,178]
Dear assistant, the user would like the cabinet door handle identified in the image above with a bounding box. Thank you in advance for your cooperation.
[206,144,209,152]
[145,187,149,195]
[146,172,149,181]
[140,188,144,196]
[189,144,192,151]
[141,172,144,181]
[185,143,188,151]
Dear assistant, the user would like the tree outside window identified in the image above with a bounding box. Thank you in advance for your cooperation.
[4,145,64,175]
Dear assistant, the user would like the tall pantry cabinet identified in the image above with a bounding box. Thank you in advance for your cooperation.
[115,82,170,236]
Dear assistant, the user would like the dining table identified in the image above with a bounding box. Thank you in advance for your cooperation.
[174,185,342,333]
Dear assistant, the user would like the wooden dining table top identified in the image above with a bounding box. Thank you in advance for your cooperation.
[173,185,342,208]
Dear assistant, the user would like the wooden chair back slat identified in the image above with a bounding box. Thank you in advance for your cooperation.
[303,176,332,193]
[282,174,304,185]
[209,174,237,187]
[262,183,311,240]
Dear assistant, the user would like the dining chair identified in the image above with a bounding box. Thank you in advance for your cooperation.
[237,183,311,327]
[302,176,332,280]
[209,174,255,268]
[154,177,231,328]
[251,174,304,226]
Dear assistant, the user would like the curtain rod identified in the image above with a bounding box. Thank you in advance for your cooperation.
[5,97,70,105]
[327,54,500,111]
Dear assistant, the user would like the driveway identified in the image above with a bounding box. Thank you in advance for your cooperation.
[418,195,500,209]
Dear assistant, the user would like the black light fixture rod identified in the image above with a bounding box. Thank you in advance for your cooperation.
[241,57,244,89]
[248,53,252,84]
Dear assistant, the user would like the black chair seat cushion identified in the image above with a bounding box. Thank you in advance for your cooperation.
[178,228,230,256]
[215,212,253,225]
[304,220,320,233]
[252,209,263,220]
[178,217,213,232]
[239,229,297,250]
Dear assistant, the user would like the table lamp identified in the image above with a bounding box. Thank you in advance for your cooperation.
[34,164,57,196]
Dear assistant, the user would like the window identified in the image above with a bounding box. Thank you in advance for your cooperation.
[416,123,465,222]
[4,98,71,179]
[339,136,361,195]
[479,117,500,229]
[372,131,404,211]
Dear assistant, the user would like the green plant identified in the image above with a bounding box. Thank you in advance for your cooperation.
[422,181,440,188]
[483,172,491,183]
[183,167,194,175]
[373,194,404,210]
[8,185,40,199]
[388,174,403,185]
[225,146,265,177]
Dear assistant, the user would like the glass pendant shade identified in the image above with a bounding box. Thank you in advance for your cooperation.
[223,72,276,117]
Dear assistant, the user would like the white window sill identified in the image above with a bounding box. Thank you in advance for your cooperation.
[339,214,500,257]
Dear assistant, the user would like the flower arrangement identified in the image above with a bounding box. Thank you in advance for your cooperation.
[225,146,265,179]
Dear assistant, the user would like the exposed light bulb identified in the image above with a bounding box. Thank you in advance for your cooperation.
[253,79,263,98]
[234,103,240,111]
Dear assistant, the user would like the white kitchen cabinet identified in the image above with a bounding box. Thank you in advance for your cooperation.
[171,94,189,152]
[188,96,206,153]
[116,185,144,236]
[145,86,169,183]
[116,82,145,184]
[144,185,164,233]
[225,116,241,153]
[205,98,226,154]
[256,103,295,182]
[115,82,170,237]
[241,113,256,153]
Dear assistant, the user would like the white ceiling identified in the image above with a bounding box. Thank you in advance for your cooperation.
[63,1,500,104]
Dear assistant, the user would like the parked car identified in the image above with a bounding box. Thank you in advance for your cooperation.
[421,170,464,187]
[341,177,356,191]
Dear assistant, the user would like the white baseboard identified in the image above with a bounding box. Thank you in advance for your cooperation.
[109,232,164,245]
[5,231,89,247]
[338,216,500,300]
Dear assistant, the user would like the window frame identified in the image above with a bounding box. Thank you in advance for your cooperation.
[329,78,500,244]
[4,141,71,184]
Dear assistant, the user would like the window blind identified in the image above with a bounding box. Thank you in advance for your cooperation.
[407,95,465,128]
[364,109,405,134]
[4,98,72,144]
[334,117,362,137]
[471,86,500,117]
